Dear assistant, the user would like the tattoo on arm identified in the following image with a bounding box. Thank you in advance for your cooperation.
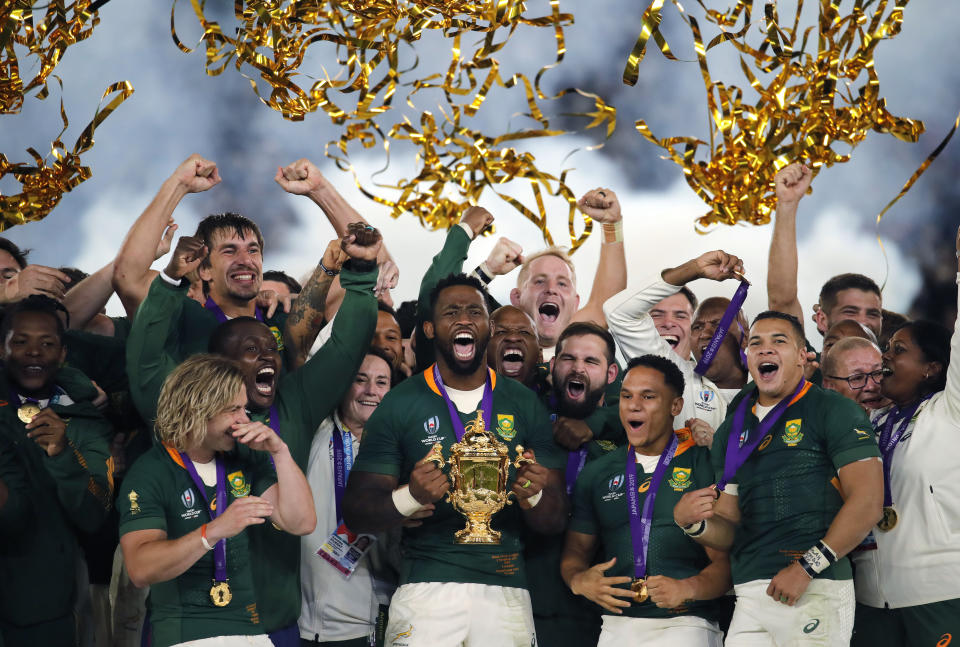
[284,267,336,367]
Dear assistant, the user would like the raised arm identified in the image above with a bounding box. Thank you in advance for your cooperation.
[942,229,960,418]
[113,155,220,317]
[573,188,626,327]
[767,163,812,323]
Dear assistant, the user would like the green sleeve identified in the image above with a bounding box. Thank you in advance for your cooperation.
[43,413,114,533]
[0,439,30,536]
[568,462,599,535]
[246,446,279,498]
[279,265,378,459]
[118,462,168,535]
[415,226,473,369]
[821,392,881,469]
[711,417,731,484]
[351,397,403,477]
[126,275,188,425]
[524,396,565,470]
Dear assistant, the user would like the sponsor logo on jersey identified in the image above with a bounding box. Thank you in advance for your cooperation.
[936,633,952,647]
[668,467,693,491]
[421,416,444,446]
[802,619,821,634]
[694,388,718,412]
[855,428,871,440]
[782,419,803,446]
[228,471,251,497]
[128,490,141,514]
[602,473,625,501]
[757,434,773,451]
[392,623,413,646]
[496,414,516,441]
[638,476,652,493]
[180,488,202,520]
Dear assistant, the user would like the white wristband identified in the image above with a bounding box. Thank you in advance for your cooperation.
[160,270,184,286]
[458,221,476,240]
[526,490,543,508]
[392,485,425,517]
[802,546,830,575]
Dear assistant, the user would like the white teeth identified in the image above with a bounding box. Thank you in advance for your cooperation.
[503,349,524,362]
[257,367,275,376]
[255,383,272,394]
[454,333,474,344]
[358,400,378,406]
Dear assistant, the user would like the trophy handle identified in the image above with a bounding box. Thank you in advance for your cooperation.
[423,442,445,469]
[513,444,535,469]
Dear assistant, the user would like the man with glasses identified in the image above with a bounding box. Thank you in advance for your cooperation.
[822,337,889,412]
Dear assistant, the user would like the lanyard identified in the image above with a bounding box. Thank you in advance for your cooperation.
[717,379,805,491]
[625,434,679,580]
[693,280,749,376]
[203,296,265,323]
[431,364,493,442]
[877,394,931,506]
[565,447,588,496]
[179,452,228,583]
[332,419,355,524]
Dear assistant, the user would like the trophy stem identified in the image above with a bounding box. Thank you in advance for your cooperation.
[454,514,502,544]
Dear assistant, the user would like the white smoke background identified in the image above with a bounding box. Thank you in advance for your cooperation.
[0,0,955,345]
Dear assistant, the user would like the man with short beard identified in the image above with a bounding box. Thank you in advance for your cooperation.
[343,274,565,647]
[604,250,746,440]
[525,322,624,647]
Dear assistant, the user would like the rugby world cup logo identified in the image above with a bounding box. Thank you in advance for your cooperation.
[424,416,440,435]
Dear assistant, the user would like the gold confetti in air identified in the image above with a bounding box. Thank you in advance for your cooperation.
[171,0,616,251]
[625,0,954,231]
[1,1,132,230]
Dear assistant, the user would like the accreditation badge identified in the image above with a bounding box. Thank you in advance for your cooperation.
[317,522,376,578]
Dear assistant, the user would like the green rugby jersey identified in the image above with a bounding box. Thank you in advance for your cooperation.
[711,381,879,584]
[118,444,277,647]
[570,440,720,621]
[351,368,563,588]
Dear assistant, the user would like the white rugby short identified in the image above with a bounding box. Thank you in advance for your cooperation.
[726,578,855,647]
[597,614,722,647]
[170,635,272,646]
[385,582,536,647]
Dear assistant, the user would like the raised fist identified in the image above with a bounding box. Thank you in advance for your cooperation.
[172,154,220,194]
[774,163,812,205]
[578,188,621,223]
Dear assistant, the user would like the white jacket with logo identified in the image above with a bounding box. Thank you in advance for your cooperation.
[299,414,397,642]
[603,277,728,431]
[852,277,960,608]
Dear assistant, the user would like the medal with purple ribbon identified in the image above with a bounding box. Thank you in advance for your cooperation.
[875,395,930,531]
[432,364,493,442]
[693,280,749,376]
[203,296,265,323]
[716,379,805,492]
[179,452,232,606]
[624,433,679,603]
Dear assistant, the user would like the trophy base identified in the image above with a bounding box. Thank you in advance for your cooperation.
[454,521,502,544]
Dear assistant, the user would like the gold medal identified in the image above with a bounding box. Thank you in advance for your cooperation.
[17,403,41,424]
[877,506,899,532]
[631,578,648,603]
[210,581,232,607]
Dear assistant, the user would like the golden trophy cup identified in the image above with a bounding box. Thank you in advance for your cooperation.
[424,411,533,544]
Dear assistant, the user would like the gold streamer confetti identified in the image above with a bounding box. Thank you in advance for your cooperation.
[626,0,937,230]
[171,0,615,251]
[1,0,101,114]
[0,81,134,231]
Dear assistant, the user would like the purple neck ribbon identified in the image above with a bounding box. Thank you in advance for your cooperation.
[625,434,679,581]
[179,452,228,583]
[203,296,264,323]
[565,448,588,496]
[716,378,806,491]
[432,364,493,442]
[877,394,932,506]
[694,280,749,376]
[332,418,355,524]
